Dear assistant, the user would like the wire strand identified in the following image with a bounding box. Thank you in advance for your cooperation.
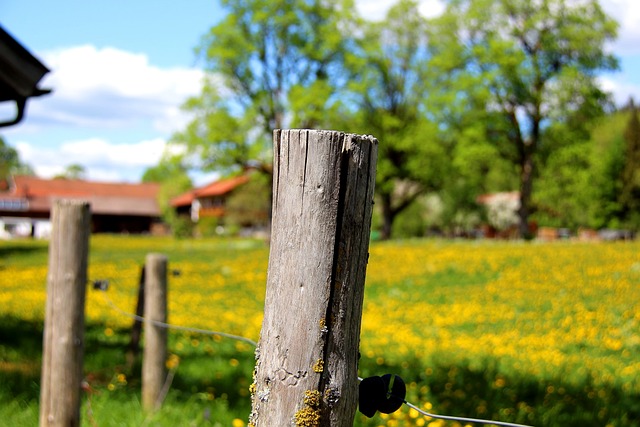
[99,291,258,347]
[100,287,532,426]
[404,400,533,427]
[357,377,533,427]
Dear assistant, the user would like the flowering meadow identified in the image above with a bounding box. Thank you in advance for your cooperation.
[1,236,639,426]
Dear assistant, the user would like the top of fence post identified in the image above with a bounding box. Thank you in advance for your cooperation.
[250,129,378,426]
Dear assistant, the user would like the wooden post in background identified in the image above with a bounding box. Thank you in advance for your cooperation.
[142,253,168,411]
[126,264,146,370]
[40,200,91,427]
[250,129,378,426]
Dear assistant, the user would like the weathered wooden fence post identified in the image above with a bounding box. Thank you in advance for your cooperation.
[250,129,378,426]
[142,253,168,411]
[126,264,146,370]
[40,200,91,427]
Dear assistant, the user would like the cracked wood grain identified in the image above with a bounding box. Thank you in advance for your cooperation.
[250,129,378,426]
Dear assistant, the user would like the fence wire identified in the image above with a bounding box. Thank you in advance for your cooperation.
[97,284,533,427]
[98,287,258,347]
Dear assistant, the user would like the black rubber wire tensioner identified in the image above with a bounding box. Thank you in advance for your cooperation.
[359,374,406,418]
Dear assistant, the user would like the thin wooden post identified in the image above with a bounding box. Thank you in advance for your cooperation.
[142,253,168,411]
[40,200,91,427]
[250,129,378,426]
[126,265,146,370]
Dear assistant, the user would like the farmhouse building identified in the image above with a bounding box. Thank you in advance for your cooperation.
[0,175,162,237]
[171,174,250,222]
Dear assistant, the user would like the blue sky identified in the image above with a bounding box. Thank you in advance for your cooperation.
[1,0,639,184]
[1,0,223,183]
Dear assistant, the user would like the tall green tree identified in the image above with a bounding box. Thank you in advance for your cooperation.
[0,136,33,189]
[428,0,618,237]
[225,172,271,229]
[533,142,595,228]
[54,163,86,180]
[577,109,627,229]
[142,155,193,235]
[338,0,448,239]
[618,99,640,228]
[172,0,356,176]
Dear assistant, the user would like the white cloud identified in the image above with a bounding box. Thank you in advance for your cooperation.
[3,44,220,183]
[59,137,166,167]
[16,5,636,136]
[23,45,203,133]
[355,0,396,21]
[601,0,640,55]
[15,137,167,182]
[355,0,445,21]
[416,0,446,18]
[598,75,640,106]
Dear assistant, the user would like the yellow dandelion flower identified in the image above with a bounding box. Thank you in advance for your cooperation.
[166,354,180,370]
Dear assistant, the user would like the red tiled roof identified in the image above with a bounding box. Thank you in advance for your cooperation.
[170,191,195,207]
[1,175,161,216]
[171,175,250,207]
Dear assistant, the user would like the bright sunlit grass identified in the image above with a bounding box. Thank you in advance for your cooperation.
[1,236,639,426]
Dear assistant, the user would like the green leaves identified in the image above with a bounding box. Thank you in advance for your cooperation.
[427,0,619,236]
[168,0,626,237]
[337,0,449,237]
[176,0,355,176]
[618,103,640,228]
[0,136,33,184]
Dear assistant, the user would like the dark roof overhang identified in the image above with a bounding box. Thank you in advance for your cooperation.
[0,25,52,127]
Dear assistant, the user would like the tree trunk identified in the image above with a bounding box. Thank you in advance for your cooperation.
[379,192,394,240]
[518,152,535,238]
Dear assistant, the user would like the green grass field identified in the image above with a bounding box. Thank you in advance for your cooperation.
[1,236,639,426]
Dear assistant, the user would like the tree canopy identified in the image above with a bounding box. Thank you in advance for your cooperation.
[54,164,87,180]
[618,100,640,228]
[336,0,448,239]
[172,0,355,176]
[169,0,626,238]
[0,136,33,188]
[142,155,193,236]
[427,0,618,237]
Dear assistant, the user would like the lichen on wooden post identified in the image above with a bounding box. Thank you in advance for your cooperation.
[250,129,378,426]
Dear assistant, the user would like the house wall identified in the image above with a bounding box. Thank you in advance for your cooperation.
[0,213,164,237]
[0,217,51,239]
[92,214,160,234]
